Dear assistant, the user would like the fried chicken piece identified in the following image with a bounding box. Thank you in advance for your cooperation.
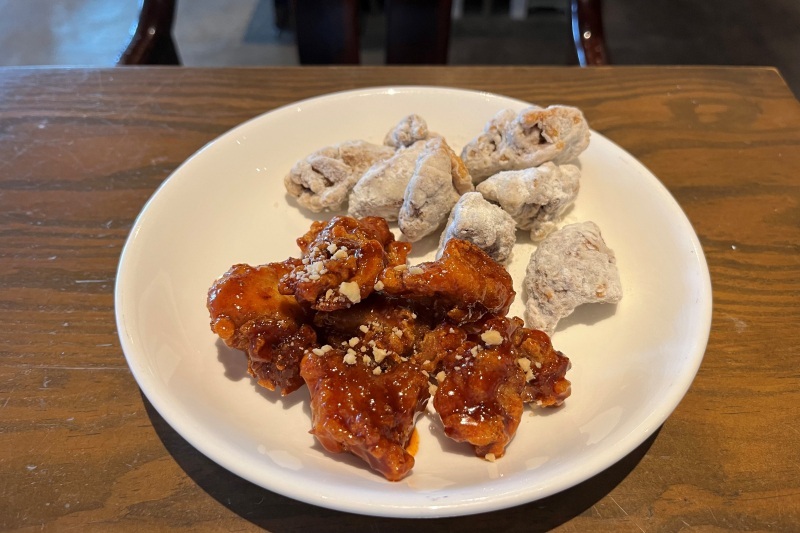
[279,216,411,312]
[511,325,572,407]
[476,162,581,241]
[300,347,430,481]
[398,137,474,242]
[348,140,428,220]
[430,316,571,458]
[207,262,317,395]
[383,114,437,149]
[432,316,526,459]
[284,140,394,212]
[313,296,430,364]
[379,238,515,325]
[438,191,517,264]
[461,106,590,183]
[414,321,468,373]
[524,221,623,335]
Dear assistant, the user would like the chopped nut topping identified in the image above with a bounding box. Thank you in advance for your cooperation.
[372,347,388,363]
[338,281,361,303]
[311,344,333,356]
[481,330,503,346]
[332,248,349,260]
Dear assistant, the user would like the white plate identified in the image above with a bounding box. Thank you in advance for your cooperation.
[115,86,712,518]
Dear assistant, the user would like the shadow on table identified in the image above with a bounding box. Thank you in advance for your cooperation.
[142,392,659,532]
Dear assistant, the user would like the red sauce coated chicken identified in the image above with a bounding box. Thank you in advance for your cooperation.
[206,216,571,481]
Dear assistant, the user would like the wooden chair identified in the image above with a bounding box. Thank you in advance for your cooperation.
[118,0,180,65]
[295,0,607,66]
[571,0,609,66]
[118,0,608,67]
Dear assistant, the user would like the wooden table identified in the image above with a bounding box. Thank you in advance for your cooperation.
[1,66,798,531]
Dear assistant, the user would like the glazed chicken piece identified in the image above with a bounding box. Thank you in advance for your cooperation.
[461,106,590,183]
[279,216,411,312]
[511,325,572,407]
[432,317,526,460]
[284,140,394,212]
[207,262,317,395]
[300,346,430,481]
[348,140,428,221]
[379,238,515,325]
[524,221,622,335]
[437,191,518,264]
[413,321,468,374]
[476,162,581,241]
[430,316,571,459]
[313,296,430,365]
[398,137,474,242]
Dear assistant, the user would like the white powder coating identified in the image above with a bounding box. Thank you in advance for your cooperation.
[284,140,394,212]
[524,221,623,335]
[398,138,474,242]
[476,162,581,241]
[460,105,590,183]
[437,191,517,264]
[348,140,428,220]
[383,114,436,149]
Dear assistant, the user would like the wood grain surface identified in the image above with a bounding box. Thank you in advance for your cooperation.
[0,66,798,532]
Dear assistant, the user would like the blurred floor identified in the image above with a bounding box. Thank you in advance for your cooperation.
[0,0,797,97]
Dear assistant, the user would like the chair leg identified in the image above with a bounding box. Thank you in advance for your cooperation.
[294,0,361,64]
[118,0,180,65]
[570,0,609,66]
[385,0,452,64]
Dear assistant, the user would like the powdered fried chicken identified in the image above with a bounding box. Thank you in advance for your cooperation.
[279,216,410,312]
[207,262,317,395]
[379,238,515,324]
[383,114,437,149]
[398,137,474,242]
[437,191,517,264]
[476,162,581,241]
[524,221,622,335]
[348,140,428,221]
[461,105,590,182]
[284,140,394,212]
